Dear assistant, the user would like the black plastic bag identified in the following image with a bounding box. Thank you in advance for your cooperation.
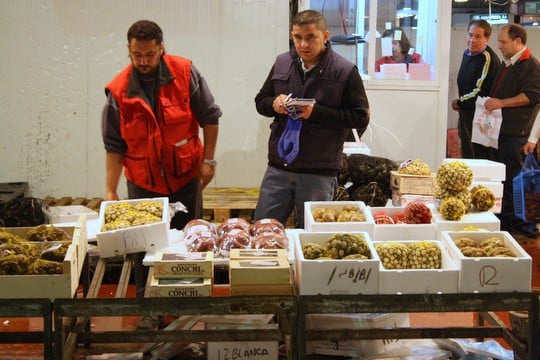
[0,197,46,227]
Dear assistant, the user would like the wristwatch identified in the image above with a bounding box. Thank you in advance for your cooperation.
[203,159,217,167]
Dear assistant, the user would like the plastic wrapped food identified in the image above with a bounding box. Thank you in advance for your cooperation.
[184,219,217,236]
[184,231,218,253]
[216,218,251,236]
[252,232,289,250]
[218,229,251,254]
[251,218,285,236]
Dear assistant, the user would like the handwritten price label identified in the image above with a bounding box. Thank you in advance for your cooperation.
[327,266,372,286]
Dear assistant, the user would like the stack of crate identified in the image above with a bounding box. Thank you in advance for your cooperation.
[390,170,436,206]
[148,251,214,297]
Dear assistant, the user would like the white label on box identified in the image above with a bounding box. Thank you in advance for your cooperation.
[207,341,278,360]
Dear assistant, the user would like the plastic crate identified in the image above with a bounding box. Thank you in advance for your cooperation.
[513,154,540,223]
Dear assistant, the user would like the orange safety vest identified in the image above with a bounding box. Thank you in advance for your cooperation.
[106,55,202,194]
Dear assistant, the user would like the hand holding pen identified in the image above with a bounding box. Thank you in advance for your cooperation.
[273,93,293,115]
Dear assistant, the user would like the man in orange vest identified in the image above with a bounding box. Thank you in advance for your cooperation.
[102,20,221,327]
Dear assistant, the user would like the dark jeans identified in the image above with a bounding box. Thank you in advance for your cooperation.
[128,176,202,298]
[491,135,533,233]
[254,165,337,228]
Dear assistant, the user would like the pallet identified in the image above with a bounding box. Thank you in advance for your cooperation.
[202,187,259,223]
[42,196,103,212]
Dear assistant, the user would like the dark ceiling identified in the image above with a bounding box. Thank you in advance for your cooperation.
[452,0,511,14]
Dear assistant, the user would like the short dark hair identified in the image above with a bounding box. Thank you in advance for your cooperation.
[127,20,163,43]
[382,27,412,55]
[505,23,527,45]
[292,10,327,32]
[468,19,492,38]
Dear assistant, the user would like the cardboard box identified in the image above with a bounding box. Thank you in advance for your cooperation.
[441,158,505,181]
[306,313,410,357]
[230,282,294,296]
[153,251,213,279]
[441,231,532,293]
[229,248,288,260]
[470,181,503,214]
[207,341,279,360]
[205,316,279,360]
[374,240,459,294]
[390,171,436,195]
[229,258,290,286]
[147,276,212,297]
[96,197,170,258]
[432,207,500,234]
[44,205,98,223]
[370,206,437,241]
[294,232,379,295]
[0,216,88,299]
[304,201,375,236]
[391,192,435,207]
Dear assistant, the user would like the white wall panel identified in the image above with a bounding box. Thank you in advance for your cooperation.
[0,0,289,198]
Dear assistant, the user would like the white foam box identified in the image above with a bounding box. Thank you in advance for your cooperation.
[470,180,503,214]
[306,313,410,357]
[44,204,99,223]
[374,240,459,294]
[432,207,500,234]
[294,232,379,295]
[390,171,436,195]
[96,197,169,258]
[229,248,288,260]
[441,231,532,293]
[370,206,437,241]
[147,276,211,297]
[0,216,88,299]
[442,158,506,181]
[153,251,213,279]
[304,201,375,236]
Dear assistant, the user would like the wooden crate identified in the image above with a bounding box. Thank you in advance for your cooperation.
[202,187,260,223]
[42,196,103,212]
[0,216,87,300]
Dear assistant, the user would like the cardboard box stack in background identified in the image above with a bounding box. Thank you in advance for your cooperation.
[390,170,436,207]
[148,251,214,297]
[229,249,293,296]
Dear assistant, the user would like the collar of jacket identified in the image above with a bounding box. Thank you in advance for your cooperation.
[126,56,175,99]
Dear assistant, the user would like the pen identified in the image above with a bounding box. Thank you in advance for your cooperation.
[285,93,293,104]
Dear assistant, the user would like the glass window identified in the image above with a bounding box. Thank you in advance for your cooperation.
[300,0,438,81]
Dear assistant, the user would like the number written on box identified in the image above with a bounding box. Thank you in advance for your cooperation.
[327,266,372,286]
[479,265,499,287]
